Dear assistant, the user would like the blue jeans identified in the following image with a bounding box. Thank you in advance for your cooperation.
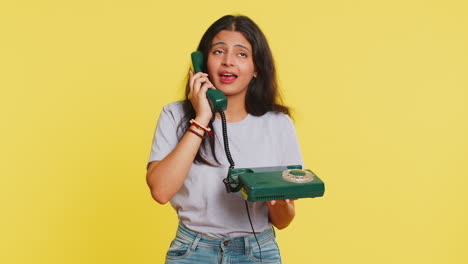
[165,223,282,263]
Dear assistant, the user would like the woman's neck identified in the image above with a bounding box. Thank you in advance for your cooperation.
[215,93,248,123]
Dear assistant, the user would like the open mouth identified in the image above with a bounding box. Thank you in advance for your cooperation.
[219,72,238,84]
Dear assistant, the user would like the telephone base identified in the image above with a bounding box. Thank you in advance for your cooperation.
[228,165,325,202]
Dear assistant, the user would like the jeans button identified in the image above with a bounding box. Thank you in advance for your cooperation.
[223,241,229,246]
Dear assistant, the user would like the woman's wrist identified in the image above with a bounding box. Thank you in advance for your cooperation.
[193,115,211,127]
[189,118,214,139]
[187,126,204,139]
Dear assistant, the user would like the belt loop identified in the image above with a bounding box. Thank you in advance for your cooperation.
[244,236,250,256]
[190,233,202,251]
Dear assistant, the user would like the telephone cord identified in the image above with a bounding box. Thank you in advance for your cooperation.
[245,201,263,262]
[219,110,235,169]
[219,109,263,262]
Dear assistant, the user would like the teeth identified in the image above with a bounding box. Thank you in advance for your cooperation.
[222,74,233,76]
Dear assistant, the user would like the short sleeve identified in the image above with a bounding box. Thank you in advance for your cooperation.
[279,115,304,166]
[148,104,181,164]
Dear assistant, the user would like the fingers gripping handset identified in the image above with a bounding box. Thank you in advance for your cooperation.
[191,51,227,112]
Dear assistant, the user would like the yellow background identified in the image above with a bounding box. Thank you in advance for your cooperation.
[1,0,467,263]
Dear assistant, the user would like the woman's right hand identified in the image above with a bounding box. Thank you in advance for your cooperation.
[189,70,215,125]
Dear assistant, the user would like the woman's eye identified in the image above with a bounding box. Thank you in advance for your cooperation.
[239,53,247,57]
[213,50,224,55]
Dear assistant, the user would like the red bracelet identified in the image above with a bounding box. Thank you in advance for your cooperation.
[190,119,211,132]
[188,128,204,139]
[189,119,214,138]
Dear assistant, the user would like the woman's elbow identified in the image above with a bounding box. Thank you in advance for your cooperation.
[146,164,169,204]
[146,178,171,204]
[149,188,171,204]
[272,222,290,230]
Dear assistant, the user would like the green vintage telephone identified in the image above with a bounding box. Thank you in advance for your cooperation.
[190,51,325,201]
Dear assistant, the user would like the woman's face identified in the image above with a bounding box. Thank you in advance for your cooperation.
[207,30,257,99]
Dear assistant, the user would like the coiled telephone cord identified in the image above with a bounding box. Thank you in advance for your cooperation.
[218,110,263,262]
[219,111,235,169]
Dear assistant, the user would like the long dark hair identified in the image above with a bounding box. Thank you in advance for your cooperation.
[178,15,290,166]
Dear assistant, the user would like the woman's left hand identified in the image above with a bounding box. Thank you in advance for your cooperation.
[267,199,297,229]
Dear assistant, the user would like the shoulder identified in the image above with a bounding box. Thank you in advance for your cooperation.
[255,111,294,125]
[162,101,186,114]
[160,101,187,121]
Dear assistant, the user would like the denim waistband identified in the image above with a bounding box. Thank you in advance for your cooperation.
[176,223,275,248]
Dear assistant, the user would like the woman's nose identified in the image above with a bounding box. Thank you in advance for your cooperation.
[222,53,234,66]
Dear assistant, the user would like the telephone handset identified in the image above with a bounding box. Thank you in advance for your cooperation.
[191,51,227,112]
[191,51,236,189]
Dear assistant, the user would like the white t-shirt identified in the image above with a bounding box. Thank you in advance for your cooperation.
[148,101,303,237]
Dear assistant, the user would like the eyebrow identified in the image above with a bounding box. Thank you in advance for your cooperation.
[211,41,251,52]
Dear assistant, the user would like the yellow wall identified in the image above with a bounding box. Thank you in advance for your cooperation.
[1,1,467,263]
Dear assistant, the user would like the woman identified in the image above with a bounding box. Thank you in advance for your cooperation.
[147,15,303,263]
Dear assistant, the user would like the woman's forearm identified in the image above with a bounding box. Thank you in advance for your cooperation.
[146,126,204,204]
